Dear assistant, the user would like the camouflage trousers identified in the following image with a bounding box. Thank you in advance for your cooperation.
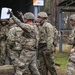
[9,49,21,66]
[0,41,7,65]
[38,50,57,75]
[12,49,40,75]
[67,52,75,75]
[67,61,75,75]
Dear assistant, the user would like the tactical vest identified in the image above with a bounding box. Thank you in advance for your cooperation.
[53,26,59,47]
[38,24,47,44]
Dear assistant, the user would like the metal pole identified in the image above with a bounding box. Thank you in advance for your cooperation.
[59,10,63,53]
[34,6,38,19]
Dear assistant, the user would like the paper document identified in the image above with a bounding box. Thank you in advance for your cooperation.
[1,7,12,20]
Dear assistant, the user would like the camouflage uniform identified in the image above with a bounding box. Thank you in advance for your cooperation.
[0,21,10,65]
[8,12,40,75]
[7,24,23,63]
[37,12,57,75]
[67,14,75,75]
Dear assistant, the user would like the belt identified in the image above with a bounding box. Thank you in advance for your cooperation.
[22,46,36,51]
[38,43,47,51]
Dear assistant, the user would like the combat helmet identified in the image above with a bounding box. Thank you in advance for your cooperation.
[24,12,34,20]
[69,14,75,21]
[38,12,48,18]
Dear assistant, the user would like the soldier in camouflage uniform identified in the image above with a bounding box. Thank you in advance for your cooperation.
[7,18,22,65]
[0,20,10,65]
[37,12,57,75]
[8,12,40,75]
[67,14,75,75]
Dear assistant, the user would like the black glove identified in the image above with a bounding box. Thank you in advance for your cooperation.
[17,11,23,17]
[7,9,13,17]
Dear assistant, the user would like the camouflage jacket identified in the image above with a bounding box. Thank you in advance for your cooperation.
[11,16,39,50]
[38,20,55,52]
[7,24,24,51]
[68,27,75,46]
[0,24,10,40]
[68,27,75,62]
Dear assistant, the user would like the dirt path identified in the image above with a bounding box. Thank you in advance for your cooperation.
[57,73,67,75]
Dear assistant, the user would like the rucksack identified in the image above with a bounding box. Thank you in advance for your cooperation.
[53,26,59,47]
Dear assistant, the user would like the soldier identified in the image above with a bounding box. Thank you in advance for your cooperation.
[0,19,10,65]
[67,14,75,75]
[7,12,40,75]
[37,12,57,75]
[7,17,22,65]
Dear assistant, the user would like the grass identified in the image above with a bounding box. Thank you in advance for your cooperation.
[54,52,69,73]
[54,44,71,73]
